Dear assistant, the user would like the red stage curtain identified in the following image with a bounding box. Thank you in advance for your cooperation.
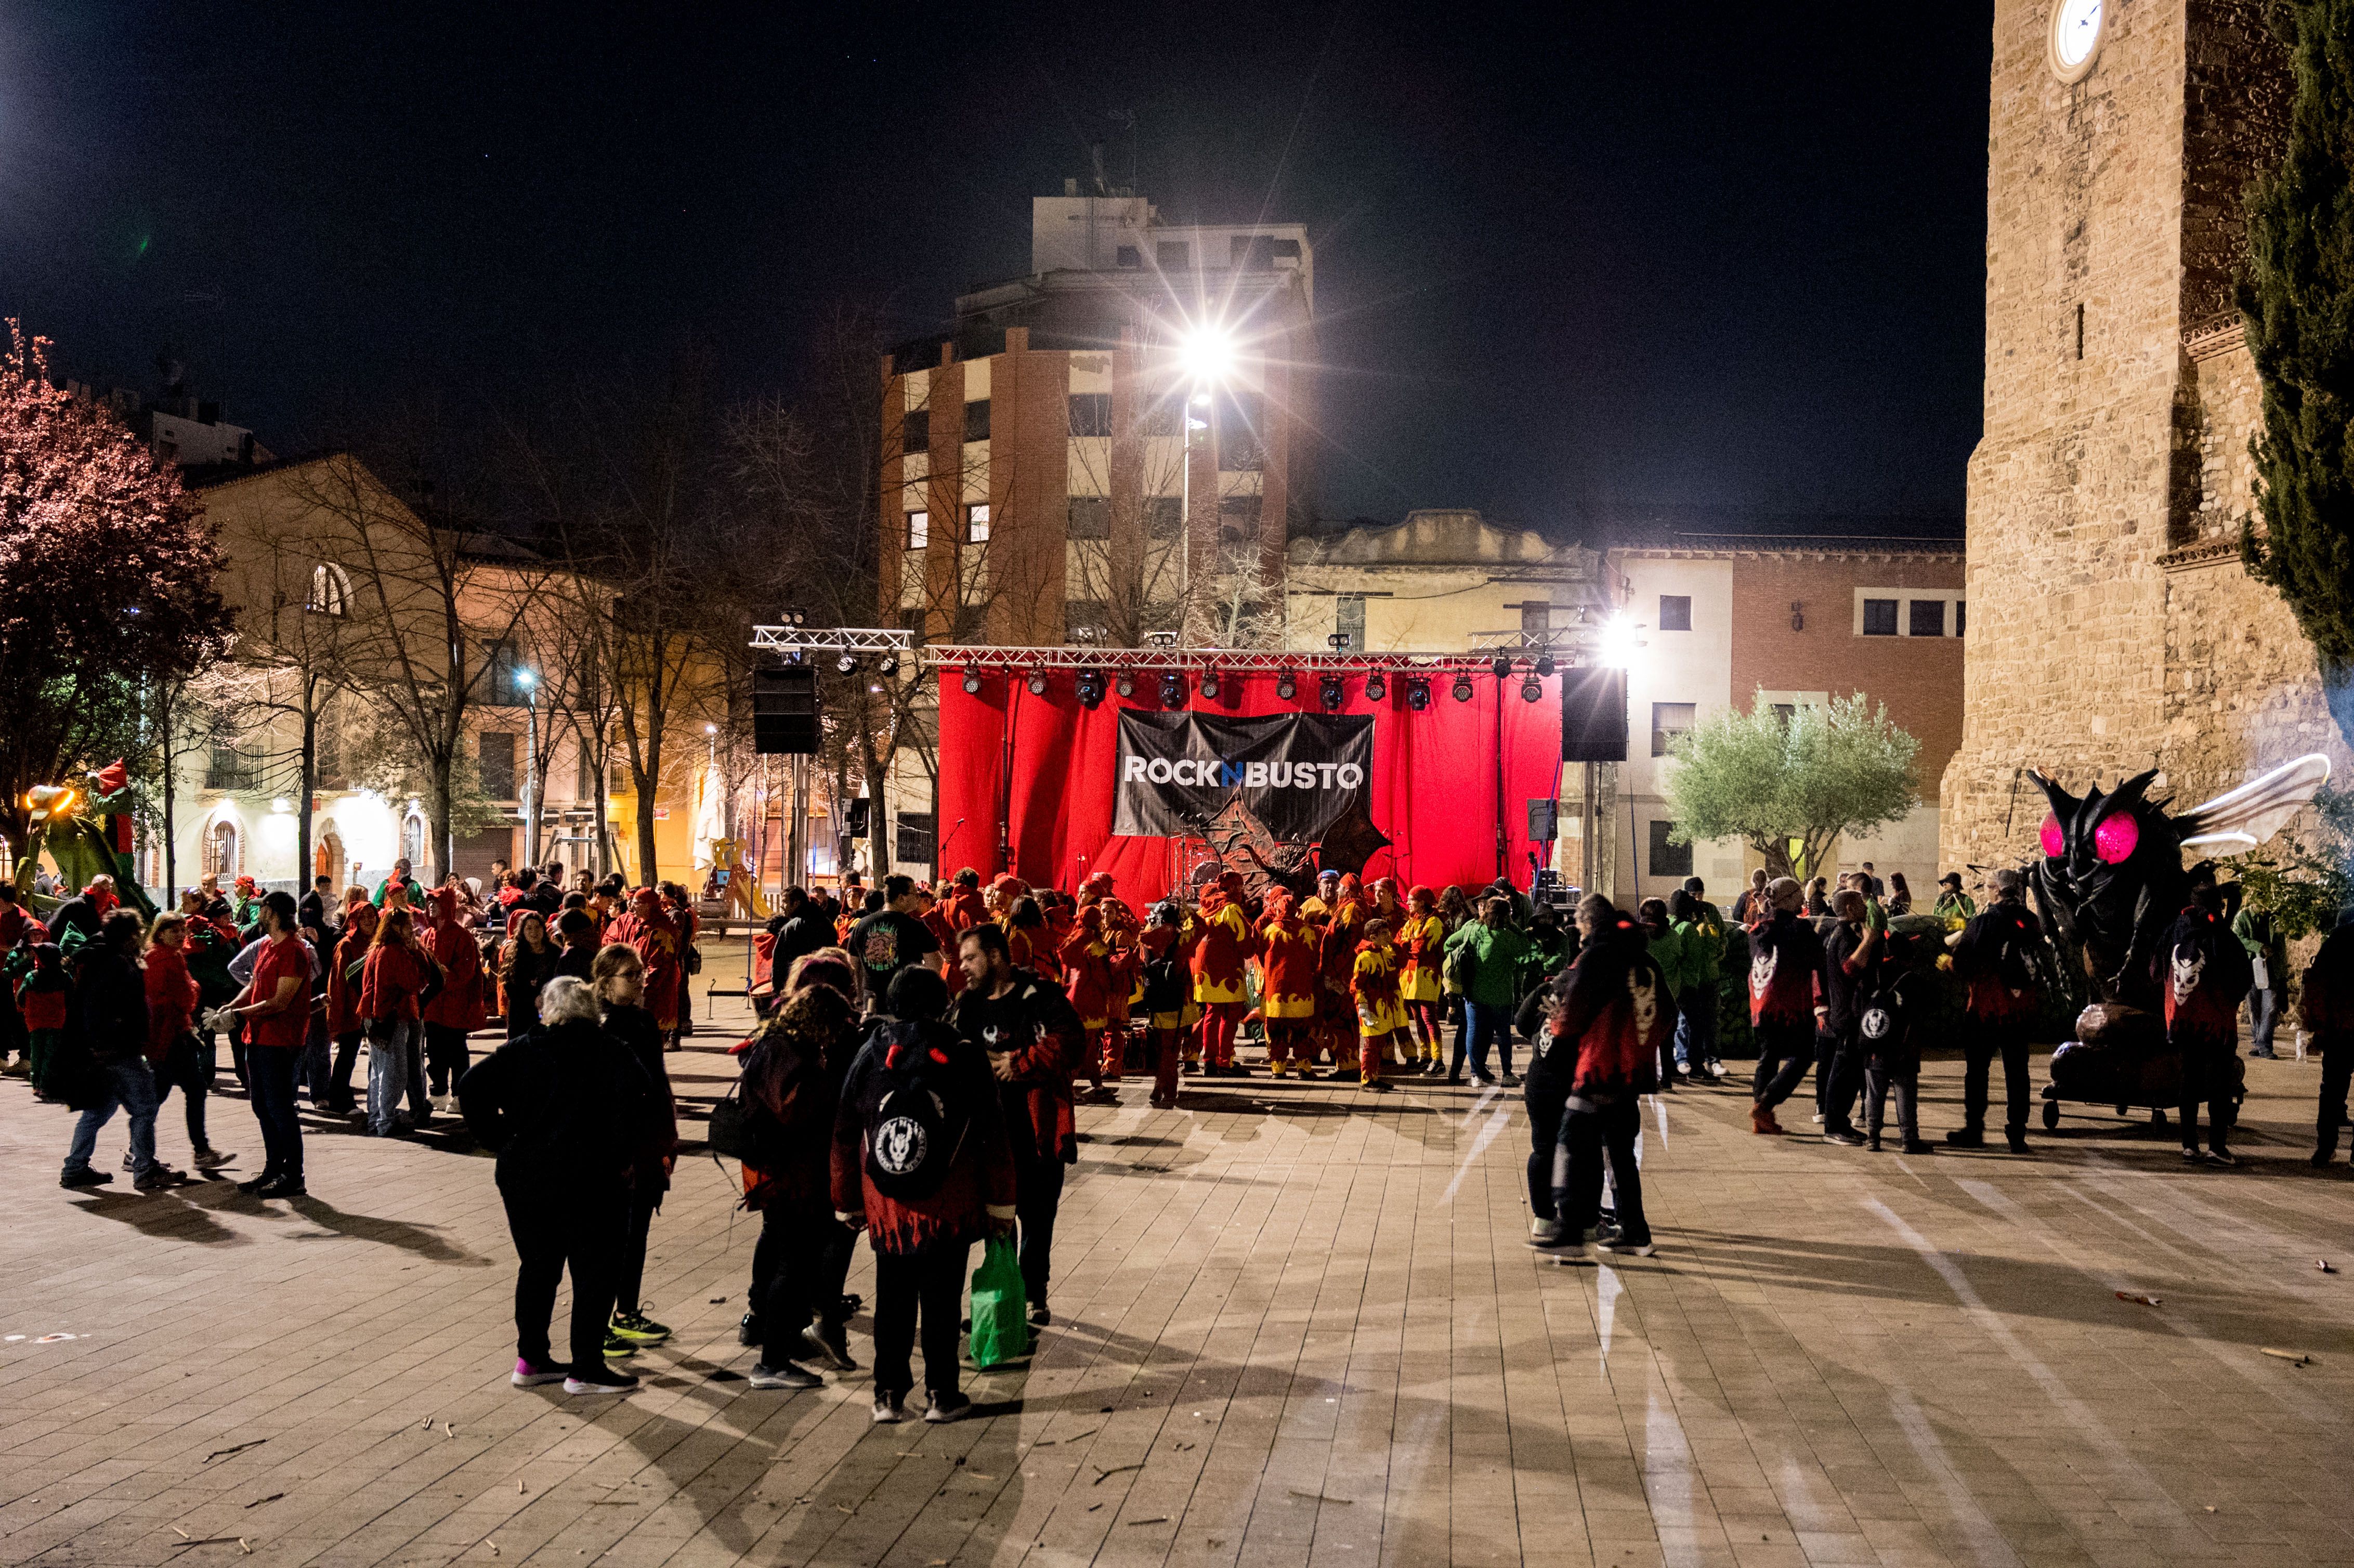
[933,669,1564,909]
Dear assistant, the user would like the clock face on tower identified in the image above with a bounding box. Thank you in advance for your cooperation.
[2050,0,2104,82]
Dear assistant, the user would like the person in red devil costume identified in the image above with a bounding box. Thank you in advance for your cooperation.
[422,886,488,1099]
[1255,888,1322,1079]
[604,887,685,1049]
[1190,870,1257,1076]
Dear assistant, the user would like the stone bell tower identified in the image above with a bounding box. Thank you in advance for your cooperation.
[1939,0,2346,872]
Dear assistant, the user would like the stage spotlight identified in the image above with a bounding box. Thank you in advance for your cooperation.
[1116,672,1136,698]
[836,653,858,674]
[1491,655,1513,680]
[1200,670,1221,699]
[1453,675,1474,703]
[1364,672,1386,701]
[961,667,982,695]
[1159,671,1186,708]
[878,653,899,676]
[1405,677,1430,711]
[1027,671,1049,696]
[1319,675,1344,712]
[1276,670,1297,701]
[1521,676,1543,703]
[1077,669,1105,709]
[1534,655,1555,677]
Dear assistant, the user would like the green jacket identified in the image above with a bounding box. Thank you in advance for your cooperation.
[1932,892,1977,921]
[1442,920,1535,1008]
[2232,908,2287,987]
[1645,926,1690,998]
[1675,899,1727,985]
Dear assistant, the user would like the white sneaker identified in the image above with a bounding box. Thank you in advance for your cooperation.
[1528,1217,1561,1244]
[1810,1112,1825,1123]
[871,1392,906,1425]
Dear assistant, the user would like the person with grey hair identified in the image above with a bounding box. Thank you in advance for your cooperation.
[457,975,665,1396]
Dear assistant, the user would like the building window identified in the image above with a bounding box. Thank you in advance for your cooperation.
[1648,820,1694,879]
[1231,234,1278,269]
[1067,496,1110,540]
[1156,240,1190,270]
[1215,390,1264,471]
[1068,393,1112,437]
[308,562,352,616]
[906,510,929,550]
[1861,598,1899,636]
[479,730,517,800]
[1908,599,1946,637]
[1658,594,1692,632]
[206,819,240,878]
[1956,599,1967,636]
[1140,400,1180,437]
[401,815,425,868]
[964,504,991,544]
[1218,493,1262,535]
[1115,245,1140,269]
[1651,701,1696,757]
[1771,703,1797,725]
[482,639,529,705]
[963,399,990,442]
[577,746,597,801]
[1335,594,1366,652]
[900,408,929,456]
[1520,603,1551,635]
[895,812,937,864]
[205,746,257,791]
[1144,496,1183,539]
[1065,599,1110,641]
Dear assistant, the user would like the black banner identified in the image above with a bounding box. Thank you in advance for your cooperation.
[1113,711,1374,841]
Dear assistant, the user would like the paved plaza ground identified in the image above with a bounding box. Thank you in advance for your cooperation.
[4,976,2352,1568]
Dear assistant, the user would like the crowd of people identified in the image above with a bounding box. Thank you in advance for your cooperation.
[10,844,2349,1415]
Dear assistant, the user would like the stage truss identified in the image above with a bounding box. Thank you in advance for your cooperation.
[909,644,1583,674]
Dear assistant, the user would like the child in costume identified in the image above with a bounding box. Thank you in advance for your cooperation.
[1060,903,1137,1104]
[1351,917,1409,1091]
[1190,871,1256,1075]
[1255,891,1322,1078]
[1398,885,1448,1076]
[1137,902,1200,1107]
[16,943,70,1097]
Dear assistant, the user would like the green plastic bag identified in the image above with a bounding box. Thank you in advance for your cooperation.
[967,1235,1031,1369]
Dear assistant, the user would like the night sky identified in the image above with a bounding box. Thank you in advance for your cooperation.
[1,2,1993,530]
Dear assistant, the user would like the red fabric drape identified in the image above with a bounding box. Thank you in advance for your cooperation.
[933,669,1564,908]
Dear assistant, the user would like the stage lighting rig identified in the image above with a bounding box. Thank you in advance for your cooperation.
[836,653,858,674]
[1076,669,1105,709]
[1159,671,1186,709]
[1026,671,1050,696]
[1364,672,1386,701]
[961,667,982,695]
[1319,675,1344,711]
[1491,655,1513,680]
[1521,676,1543,703]
[1405,677,1430,711]
[1276,670,1297,701]
[1453,675,1474,703]
[877,652,899,676]
[1200,670,1221,699]
[1116,672,1136,698]
[1534,654,1555,677]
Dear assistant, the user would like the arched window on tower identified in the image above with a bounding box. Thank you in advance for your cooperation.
[206,819,241,879]
[308,562,352,616]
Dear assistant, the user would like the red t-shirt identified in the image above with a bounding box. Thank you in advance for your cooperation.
[247,935,312,1049]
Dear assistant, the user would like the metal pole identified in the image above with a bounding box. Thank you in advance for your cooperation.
[1581,761,1596,894]
[522,686,540,868]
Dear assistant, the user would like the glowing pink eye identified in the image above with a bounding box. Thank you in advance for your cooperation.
[2094,813,2139,865]
[2039,814,2064,859]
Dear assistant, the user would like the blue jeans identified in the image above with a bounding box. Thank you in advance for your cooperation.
[1673,984,1717,1067]
[1463,1002,1512,1079]
[248,1044,305,1183]
[2248,987,2281,1054]
[366,1019,429,1135]
[65,1057,161,1180]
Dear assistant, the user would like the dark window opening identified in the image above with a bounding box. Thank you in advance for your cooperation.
[1156,240,1190,270]
[1649,820,1694,879]
[2075,302,2085,361]
[1336,594,1366,651]
[1065,599,1110,640]
[1067,497,1110,540]
[482,639,528,706]
[963,399,990,442]
[1956,600,1968,636]
[901,408,929,456]
[1231,234,1277,269]
[1068,393,1111,437]
[1140,400,1180,437]
[1520,603,1551,634]
[1115,246,1141,269]
[1218,493,1263,531]
[1658,594,1692,632]
[1144,497,1183,539]
[895,812,937,865]
[1861,599,1899,636]
[1651,701,1696,757]
[479,730,517,801]
[1908,599,1946,637]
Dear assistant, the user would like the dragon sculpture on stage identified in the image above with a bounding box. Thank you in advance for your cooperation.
[2026,753,2330,1127]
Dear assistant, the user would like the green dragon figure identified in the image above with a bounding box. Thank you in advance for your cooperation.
[14,760,157,920]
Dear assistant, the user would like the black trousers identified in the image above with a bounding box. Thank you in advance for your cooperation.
[2176,1032,2237,1151]
[2317,1039,2352,1157]
[1013,1155,1065,1305]
[1962,1023,2032,1135]
[500,1182,626,1370]
[1819,1026,1866,1133]
[614,1190,661,1317]
[329,1031,361,1110]
[1866,1057,1920,1143]
[759,1207,854,1366]
[424,1023,472,1096]
[1752,1022,1812,1112]
[1522,1046,1571,1221]
[871,1242,969,1401]
[1554,1097,1649,1246]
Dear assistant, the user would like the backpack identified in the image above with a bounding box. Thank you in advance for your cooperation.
[1141,952,1187,1014]
[1989,910,2037,994]
[862,1029,971,1200]
[1442,941,1477,993]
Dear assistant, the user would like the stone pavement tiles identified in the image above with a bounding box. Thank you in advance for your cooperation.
[3,990,2353,1567]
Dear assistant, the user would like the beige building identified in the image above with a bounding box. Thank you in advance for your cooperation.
[1942,2,2349,869]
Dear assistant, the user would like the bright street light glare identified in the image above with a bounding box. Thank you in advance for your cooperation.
[1179,325,1234,384]
[516,669,536,688]
[1596,617,1645,669]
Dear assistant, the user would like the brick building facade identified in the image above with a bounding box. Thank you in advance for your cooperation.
[1941,1,2348,872]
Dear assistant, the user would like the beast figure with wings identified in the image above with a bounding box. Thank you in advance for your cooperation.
[1183,798,1392,907]
[2026,753,2330,1128]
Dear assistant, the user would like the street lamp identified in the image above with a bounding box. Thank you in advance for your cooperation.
[516,669,539,867]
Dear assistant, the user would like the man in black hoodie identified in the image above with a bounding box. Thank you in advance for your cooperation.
[457,976,663,1395]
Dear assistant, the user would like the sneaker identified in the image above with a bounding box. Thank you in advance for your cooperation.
[802,1322,856,1371]
[924,1390,973,1424]
[122,1149,136,1171]
[134,1166,192,1190]
[2005,1132,2031,1155]
[1704,1059,1727,1080]
[749,1361,823,1390]
[1598,1236,1658,1258]
[1362,1079,1391,1092]
[1901,1139,1935,1156]
[563,1368,639,1395]
[1866,1136,1882,1152]
[738,1312,762,1347]
[2313,1149,2336,1168]
[254,1177,306,1199]
[1809,1112,1824,1124]
[1824,1128,1867,1148]
[871,1391,907,1425]
[1527,1228,1586,1255]
[192,1148,235,1171]
[1546,1238,1594,1264]
[1528,1217,1562,1245]
[59,1168,113,1189]
[1468,1072,1497,1088]
[602,1331,639,1358]
[2182,1146,2205,1164]
[236,1174,276,1194]
[1027,1302,1051,1328]
[1944,1128,1985,1149]
[1500,1072,1521,1087]
[2250,1049,2277,1060]
[2205,1147,2239,1167]
[610,1310,671,1343]
[511,1357,567,1387]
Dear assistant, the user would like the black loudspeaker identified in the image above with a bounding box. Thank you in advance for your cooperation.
[1561,667,1628,762]
[1527,799,1559,842]
[752,667,819,754]
[846,798,871,837]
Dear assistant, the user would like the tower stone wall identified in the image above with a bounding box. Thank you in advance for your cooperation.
[1940,0,2343,871]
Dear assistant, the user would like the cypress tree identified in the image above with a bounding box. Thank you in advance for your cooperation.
[2241,0,2354,748]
